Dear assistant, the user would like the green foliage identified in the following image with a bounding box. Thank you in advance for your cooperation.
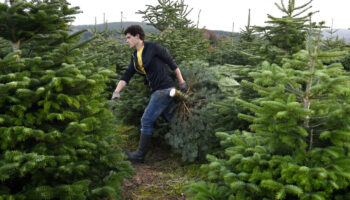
[185,181,231,200]
[0,38,11,57]
[148,27,210,64]
[0,1,133,199]
[341,54,350,71]
[207,39,259,66]
[0,0,80,51]
[113,75,151,128]
[187,22,350,199]
[80,23,134,97]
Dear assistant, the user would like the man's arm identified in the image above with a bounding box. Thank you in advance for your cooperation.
[115,80,127,92]
[153,43,186,89]
[174,68,185,84]
[154,43,178,71]
[111,80,127,101]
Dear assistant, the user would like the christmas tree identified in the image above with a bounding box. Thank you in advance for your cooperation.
[255,0,315,64]
[186,18,350,199]
[0,1,133,199]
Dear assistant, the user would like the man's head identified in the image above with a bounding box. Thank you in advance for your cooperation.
[124,25,145,48]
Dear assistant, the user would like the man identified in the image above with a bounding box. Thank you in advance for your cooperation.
[112,25,186,163]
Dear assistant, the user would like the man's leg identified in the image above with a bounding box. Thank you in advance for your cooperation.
[162,99,175,122]
[125,88,174,162]
[141,88,174,135]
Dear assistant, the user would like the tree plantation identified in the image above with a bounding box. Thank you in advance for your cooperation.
[1,0,350,199]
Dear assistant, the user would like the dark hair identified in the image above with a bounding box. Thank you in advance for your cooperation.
[124,25,145,41]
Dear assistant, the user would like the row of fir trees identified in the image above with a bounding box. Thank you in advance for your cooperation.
[186,0,350,199]
[0,0,133,199]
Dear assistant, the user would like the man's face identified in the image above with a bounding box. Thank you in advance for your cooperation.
[125,33,140,48]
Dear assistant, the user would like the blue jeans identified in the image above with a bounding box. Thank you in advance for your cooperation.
[141,88,175,135]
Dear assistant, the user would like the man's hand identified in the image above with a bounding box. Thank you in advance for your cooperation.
[179,81,187,91]
[111,91,120,101]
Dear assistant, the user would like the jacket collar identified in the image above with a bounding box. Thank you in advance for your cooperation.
[133,41,150,54]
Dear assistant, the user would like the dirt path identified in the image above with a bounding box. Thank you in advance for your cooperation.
[122,147,201,200]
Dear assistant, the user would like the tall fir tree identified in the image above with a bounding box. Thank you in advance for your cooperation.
[136,0,193,31]
[138,0,209,63]
[187,19,350,200]
[0,1,133,199]
[255,0,315,64]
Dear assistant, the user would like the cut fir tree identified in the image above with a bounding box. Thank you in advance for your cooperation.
[165,60,249,162]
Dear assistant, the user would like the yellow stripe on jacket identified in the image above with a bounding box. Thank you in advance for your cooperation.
[137,45,146,74]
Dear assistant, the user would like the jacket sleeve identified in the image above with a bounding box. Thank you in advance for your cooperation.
[120,56,136,84]
[154,43,178,71]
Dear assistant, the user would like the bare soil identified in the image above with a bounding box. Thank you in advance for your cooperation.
[122,146,200,200]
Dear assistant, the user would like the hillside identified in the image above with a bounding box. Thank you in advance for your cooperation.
[72,21,236,41]
[73,21,159,34]
[73,21,350,43]
[322,28,350,42]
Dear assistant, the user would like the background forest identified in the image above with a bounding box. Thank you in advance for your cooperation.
[1,0,350,199]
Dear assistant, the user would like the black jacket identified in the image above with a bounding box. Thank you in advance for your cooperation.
[120,42,178,92]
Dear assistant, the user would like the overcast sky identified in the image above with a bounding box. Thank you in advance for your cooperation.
[69,0,350,31]
[2,0,349,31]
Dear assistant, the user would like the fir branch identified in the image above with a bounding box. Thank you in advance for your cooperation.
[275,0,287,14]
[294,0,312,10]
[285,82,304,97]
[236,98,261,113]
[292,6,313,18]
[241,80,270,95]
[309,121,326,129]
[284,184,303,196]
